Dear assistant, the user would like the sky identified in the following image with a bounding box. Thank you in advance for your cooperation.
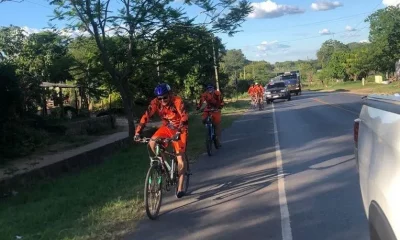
[0,0,399,63]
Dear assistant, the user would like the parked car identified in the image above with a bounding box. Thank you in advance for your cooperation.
[354,94,400,240]
[264,81,291,104]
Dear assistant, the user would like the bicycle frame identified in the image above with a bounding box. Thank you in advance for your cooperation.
[144,138,178,184]
[203,110,217,140]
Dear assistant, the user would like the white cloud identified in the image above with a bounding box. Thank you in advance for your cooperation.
[383,0,400,6]
[59,29,90,38]
[248,47,318,63]
[19,26,125,38]
[359,39,370,43]
[21,26,44,36]
[248,0,304,19]
[345,25,356,32]
[256,40,291,56]
[319,28,333,35]
[311,1,343,11]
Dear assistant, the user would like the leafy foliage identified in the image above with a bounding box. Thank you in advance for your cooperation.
[317,39,349,68]
[366,6,400,72]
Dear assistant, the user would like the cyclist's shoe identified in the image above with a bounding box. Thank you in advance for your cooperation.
[176,191,185,199]
[215,138,222,148]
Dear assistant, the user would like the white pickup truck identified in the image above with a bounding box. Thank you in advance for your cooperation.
[354,94,400,240]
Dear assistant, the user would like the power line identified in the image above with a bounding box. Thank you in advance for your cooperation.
[241,11,374,35]
[234,26,369,49]
[25,0,53,9]
[346,1,382,39]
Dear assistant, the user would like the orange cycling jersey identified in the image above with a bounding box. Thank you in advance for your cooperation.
[197,90,224,125]
[197,90,224,110]
[135,95,189,135]
[255,86,264,97]
[248,86,255,96]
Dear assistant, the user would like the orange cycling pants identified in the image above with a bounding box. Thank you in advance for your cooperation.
[202,111,221,125]
[151,126,187,153]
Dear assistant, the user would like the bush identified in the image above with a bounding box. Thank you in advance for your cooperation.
[0,63,22,123]
[0,121,49,162]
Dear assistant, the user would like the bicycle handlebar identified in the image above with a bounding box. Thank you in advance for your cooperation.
[198,109,220,113]
[135,137,177,144]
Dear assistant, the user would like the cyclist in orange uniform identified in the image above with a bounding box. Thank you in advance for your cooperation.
[248,83,256,107]
[196,83,224,147]
[134,83,189,198]
[255,83,264,107]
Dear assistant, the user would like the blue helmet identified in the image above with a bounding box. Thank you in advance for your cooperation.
[206,83,214,90]
[154,83,171,96]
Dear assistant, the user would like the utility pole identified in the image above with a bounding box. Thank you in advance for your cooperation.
[235,70,238,101]
[211,36,220,90]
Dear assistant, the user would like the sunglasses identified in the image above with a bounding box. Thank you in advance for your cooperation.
[157,95,169,101]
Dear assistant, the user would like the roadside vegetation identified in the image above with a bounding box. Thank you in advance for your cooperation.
[0,100,248,240]
[305,80,400,95]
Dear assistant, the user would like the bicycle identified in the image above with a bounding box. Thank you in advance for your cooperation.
[202,109,220,156]
[136,136,191,220]
[256,95,264,110]
[251,96,257,109]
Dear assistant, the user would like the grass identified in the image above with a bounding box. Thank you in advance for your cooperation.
[305,80,400,95]
[0,99,249,240]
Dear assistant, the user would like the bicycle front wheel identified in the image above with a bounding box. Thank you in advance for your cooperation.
[144,165,163,220]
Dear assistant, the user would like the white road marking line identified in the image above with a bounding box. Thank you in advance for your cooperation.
[272,102,293,240]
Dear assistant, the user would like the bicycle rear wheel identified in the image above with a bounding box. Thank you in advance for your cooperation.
[144,165,163,220]
[213,125,220,149]
[183,154,191,193]
[206,125,213,156]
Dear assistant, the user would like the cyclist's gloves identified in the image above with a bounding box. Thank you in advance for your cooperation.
[173,132,181,141]
[134,134,141,142]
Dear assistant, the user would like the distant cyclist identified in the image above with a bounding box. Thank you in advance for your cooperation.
[196,83,224,147]
[248,83,256,107]
[134,83,189,198]
[254,83,264,107]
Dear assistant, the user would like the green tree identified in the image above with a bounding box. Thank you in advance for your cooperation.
[345,45,373,81]
[298,61,317,84]
[325,51,349,80]
[68,36,110,107]
[50,0,252,136]
[22,31,73,83]
[221,49,247,79]
[317,39,349,68]
[274,61,296,72]
[347,42,368,50]
[0,25,26,61]
[252,61,274,83]
[366,6,400,73]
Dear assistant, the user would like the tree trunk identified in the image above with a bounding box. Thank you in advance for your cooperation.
[118,79,136,138]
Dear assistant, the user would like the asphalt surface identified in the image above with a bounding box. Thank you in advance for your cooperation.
[126,91,369,240]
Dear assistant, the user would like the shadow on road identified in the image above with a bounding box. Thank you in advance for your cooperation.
[272,95,369,240]
[160,168,278,217]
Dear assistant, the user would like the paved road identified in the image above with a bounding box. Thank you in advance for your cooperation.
[126,91,369,240]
